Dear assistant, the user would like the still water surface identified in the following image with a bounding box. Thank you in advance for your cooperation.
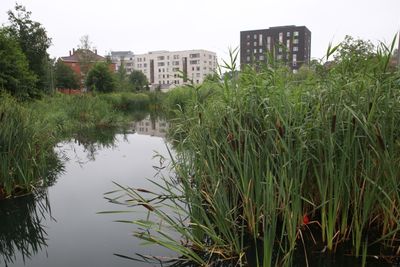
[0,127,173,266]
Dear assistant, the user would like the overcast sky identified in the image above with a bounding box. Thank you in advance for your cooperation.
[1,0,399,63]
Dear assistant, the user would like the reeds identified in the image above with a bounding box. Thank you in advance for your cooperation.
[0,93,59,198]
[107,40,400,266]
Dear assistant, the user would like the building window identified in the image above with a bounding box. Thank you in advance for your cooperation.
[293,46,298,52]
[246,42,250,46]
[259,34,263,46]
[246,34,250,39]
[253,34,257,39]
[278,47,283,53]
[190,60,199,65]
[173,55,179,59]
[279,32,283,43]
[293,39,299,44]
[259,55,264,60]
[286,39,290,50]
[189,53,200,58]
[157,62,165,67]
[259,48,263,53]
[172,67,179,72]
[267,36,271,51]
[196,66,200,71]
[293,54,297,63]
[287,32,291,37]
[277,55,282,60]
[294,31,299,37]
[246,56,250,62]
[254,48,257,54]
[253,41,257,46]
[157,56,165,60]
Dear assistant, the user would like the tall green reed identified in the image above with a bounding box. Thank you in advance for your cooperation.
[107,40,400,266]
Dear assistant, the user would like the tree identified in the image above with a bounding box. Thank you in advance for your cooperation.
[77,35,96,78]
[0,29,36,99]
[128,70,149,91]
[54,59,80,89]
[7,4,52,95]
[85,62,116,93]
[114,59,129,91]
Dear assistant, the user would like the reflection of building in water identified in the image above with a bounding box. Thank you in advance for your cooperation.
[134,117,169,137]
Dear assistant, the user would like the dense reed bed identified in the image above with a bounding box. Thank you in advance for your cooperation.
[108,41,400,266]
[0,93,60,198]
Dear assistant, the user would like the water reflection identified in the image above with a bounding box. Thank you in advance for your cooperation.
[71,128,121,161]
[0,189,51,266]
[133,115,169,138]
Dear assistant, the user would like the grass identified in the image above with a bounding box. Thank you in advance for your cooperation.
[0,93,60,198]
[0,90,163,198]
[105,39,400,266]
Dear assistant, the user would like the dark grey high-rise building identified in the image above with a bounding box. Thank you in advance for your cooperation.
[240,25,311,71]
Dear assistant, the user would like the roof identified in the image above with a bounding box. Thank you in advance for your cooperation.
[60,49,106,63]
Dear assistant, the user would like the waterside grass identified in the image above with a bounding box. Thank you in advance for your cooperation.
[0,93,60,198]
[107,42,400,266]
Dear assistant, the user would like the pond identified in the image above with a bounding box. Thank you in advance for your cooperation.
[0,117,174,267]
[1,115,398,267]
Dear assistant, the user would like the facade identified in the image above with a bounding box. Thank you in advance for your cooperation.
[111,49,218,91]
[398,33,400,66]
[110,51,135,74]
[60,49,116,91]
[240,25,311,71]
[134,116,169,138]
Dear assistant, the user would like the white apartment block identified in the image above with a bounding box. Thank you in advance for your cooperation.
[135,50,217,91]
[111,51,135,74]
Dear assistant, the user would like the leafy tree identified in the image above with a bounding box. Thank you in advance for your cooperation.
[114,60,130,91]
[7,4,52,95]
[54,59,80,89]
[85,62,116,93]
[332,35,376,75]
[128,70,149,91]
[0,29,36,99]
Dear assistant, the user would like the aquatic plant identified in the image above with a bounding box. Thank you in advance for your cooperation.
[106,38,400,266]
[0,93,59,198]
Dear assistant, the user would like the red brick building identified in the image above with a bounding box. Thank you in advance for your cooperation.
[59,48,116,93]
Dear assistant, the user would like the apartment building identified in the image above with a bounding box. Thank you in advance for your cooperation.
[240,25,311,71]
[110,51,135,74]
[111,49,217,91]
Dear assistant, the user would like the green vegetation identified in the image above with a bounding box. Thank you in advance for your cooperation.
[0,93,59,198]
[0,29,36,100]
[6,4,52,96]
[85,62,116,93]
[107,39,400,266]
[54,59,80,89]
[128,70,149,91]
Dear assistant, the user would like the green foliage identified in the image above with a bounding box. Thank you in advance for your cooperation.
[85,62,116,93]
[6,4,52,95]
[54,59,80,89]
[29,93,126,136]
[108,40,400,266]
[99,92,150,111]
[128,69,149,91]
[0,93,59,198]
[0,29,36,100]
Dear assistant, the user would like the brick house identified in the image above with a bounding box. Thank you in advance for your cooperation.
[59,48,116,93]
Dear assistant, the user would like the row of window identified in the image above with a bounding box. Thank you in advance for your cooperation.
[246,45,299,55]
[137,54,216,62]
[246,31,299,40]
[246,53,298,63]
